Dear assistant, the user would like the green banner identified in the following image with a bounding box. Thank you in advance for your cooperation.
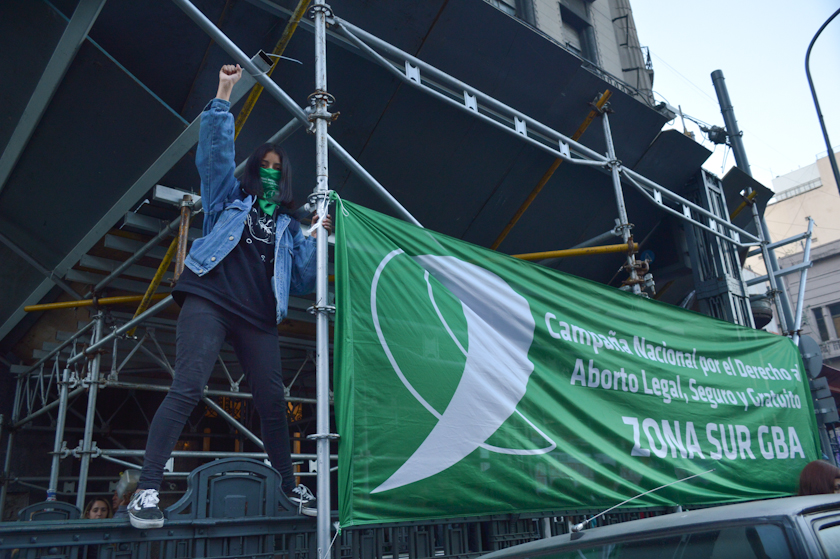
[333,196,819,528]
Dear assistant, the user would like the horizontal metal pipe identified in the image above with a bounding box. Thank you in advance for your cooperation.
[13,386,85,428]
[746,261,813,286]
[105,380,318,404]
[100,449,338,460]
[98,454,143,471]
[25,293,168,313]
[746,230,813,257]
[622,172,759,247]
[334,23,607,171]
[67,296,175,365]
[623,167,760,244]
[335,19,608,164]
[91,214,187,294]
[514,242,637,261]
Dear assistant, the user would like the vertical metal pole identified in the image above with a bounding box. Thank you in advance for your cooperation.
[312,0,332,555]
[711,69,794,333]
[75,314,104,509]
[0,381,21,512]
[805,7,840,198]
[601,112,640,295]
[792,218,815,346]
[48,368,72,500]
[0,431,12,513]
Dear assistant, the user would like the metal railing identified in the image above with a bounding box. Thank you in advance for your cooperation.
[0,508,674,559]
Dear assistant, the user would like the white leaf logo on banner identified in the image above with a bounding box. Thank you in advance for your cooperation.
[370,250,556,493]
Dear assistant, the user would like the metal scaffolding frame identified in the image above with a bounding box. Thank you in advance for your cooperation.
[0,0,817,553]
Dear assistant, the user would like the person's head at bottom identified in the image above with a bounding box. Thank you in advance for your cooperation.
[798,460,840,495]
[83,498,113,519]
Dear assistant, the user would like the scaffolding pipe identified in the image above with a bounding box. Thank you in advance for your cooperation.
[747,230,814,256]
[335,22,608,174]
[233,0,312,138]
[171,0,421,227]
[25,293,168,313]
[621,171,759,247]
[513,242,637,261]
[538,229,620,266]
[602,112,640,294]
[47,369,73,501]
[334,19,609,164]
[312,0,332,552]
[14,386,85,429]
[792,218,815,346]
[105,380,319,404]
[729,190,757,220]
[126,238,179,337]
[745,261,813,286]
[492,90,612,250]
[622,167,759,243]
[202,397,265,450]
[99,449,337,460]
[98,454,146,471]
[67,296,175,366]
[75,315,105,508]
[91,212,194,295]
[0,385,22,512]
[15,320,96,377]
[711,69,794,333]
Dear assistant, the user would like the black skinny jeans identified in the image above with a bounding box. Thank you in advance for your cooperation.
[138,295,294,493]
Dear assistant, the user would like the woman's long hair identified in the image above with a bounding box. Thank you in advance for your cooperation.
[239,143,294,209]
[798,460,840,495]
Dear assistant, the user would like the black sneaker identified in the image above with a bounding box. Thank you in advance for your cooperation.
[286,484,317,516]
[127,489,165,529]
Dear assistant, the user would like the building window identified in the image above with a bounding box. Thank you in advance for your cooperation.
[768,178,822,205]
[830,303,840,339]
[814,307,831,342]
[486,0,517,16]
[558,1,599,65]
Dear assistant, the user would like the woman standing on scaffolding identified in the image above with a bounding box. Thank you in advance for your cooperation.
[128,64,330,529]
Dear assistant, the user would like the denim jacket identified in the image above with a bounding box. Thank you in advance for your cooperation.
[184,98,317,324]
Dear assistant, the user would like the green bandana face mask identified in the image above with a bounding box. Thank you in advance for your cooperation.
[258,167,282,216]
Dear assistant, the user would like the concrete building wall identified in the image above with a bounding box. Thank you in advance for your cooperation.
[749,151,840,364]
[745,150,840,281]
[766,150,840,251]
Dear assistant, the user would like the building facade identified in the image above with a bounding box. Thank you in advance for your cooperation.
[750,150,840,362]
[487,0,654,102]
[780,238,840,368]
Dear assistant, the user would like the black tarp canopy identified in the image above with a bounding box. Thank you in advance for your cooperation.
[0,0,716,350]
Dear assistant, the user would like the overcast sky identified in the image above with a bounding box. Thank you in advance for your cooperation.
[630,1,840,191]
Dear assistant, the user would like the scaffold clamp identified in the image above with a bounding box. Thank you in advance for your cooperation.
[307,433,340,441]
[307,304,336,315]
[308,3,335,25]
[307,91,340,126]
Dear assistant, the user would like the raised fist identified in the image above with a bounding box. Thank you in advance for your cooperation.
[219,64,242,87]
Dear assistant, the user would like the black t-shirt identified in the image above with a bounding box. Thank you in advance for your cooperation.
[174,204,277,332]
